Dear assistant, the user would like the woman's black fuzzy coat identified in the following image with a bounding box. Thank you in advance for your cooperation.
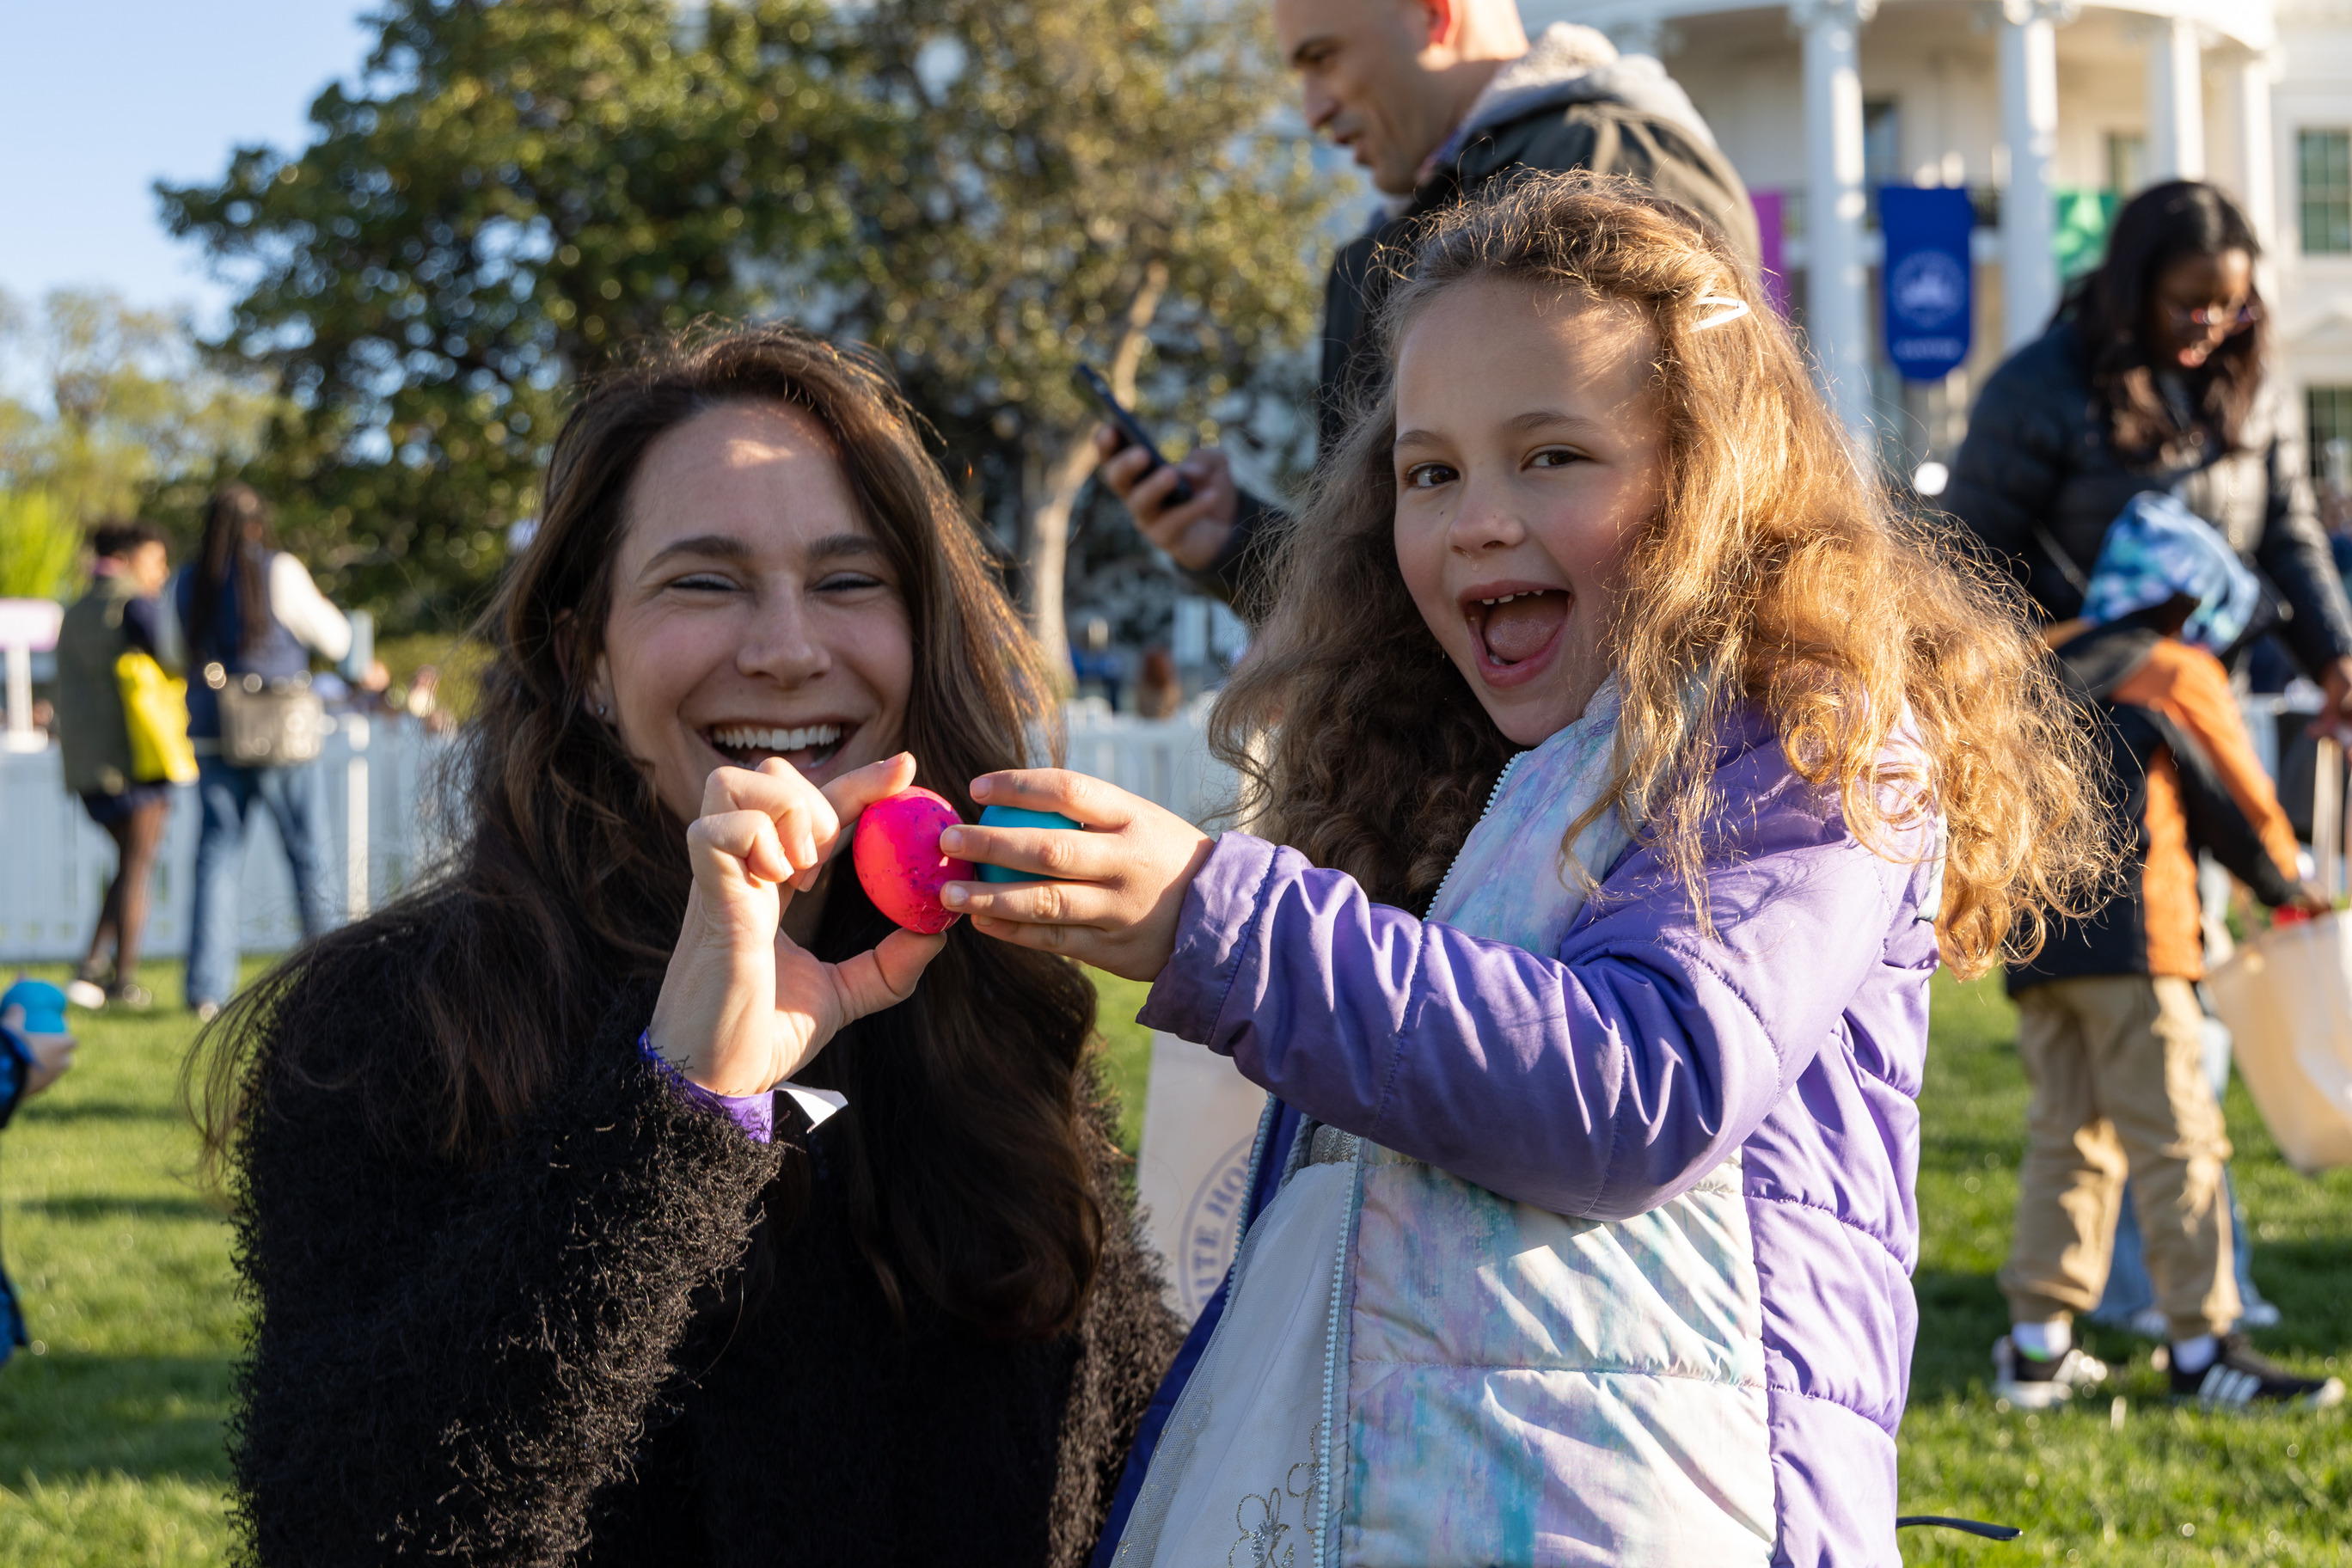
[228,934,1181,1566]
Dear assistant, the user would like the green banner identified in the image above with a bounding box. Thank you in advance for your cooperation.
[2054,188,2121,281]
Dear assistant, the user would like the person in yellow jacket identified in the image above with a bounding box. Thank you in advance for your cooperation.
[53,522,177,1012]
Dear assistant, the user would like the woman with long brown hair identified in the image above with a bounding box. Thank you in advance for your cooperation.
[1946,180,2352,722]
[191,325,1178,1565]
[168,482,359,1018]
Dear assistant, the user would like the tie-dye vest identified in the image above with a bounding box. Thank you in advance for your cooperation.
[1127,683,1779,1566]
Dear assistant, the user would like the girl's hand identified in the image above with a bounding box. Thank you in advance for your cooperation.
[648,753,946,1098]
[940,769,1215,982]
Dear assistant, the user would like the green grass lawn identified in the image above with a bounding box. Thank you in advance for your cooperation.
[0,959,255,1565]
[1,961,2344,1564]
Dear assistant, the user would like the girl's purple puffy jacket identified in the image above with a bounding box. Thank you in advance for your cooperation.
[1130,709,1938,1566]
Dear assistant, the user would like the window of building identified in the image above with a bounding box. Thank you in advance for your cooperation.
[1862,100,1900,225]
[1865,101,1902,183]
[2301,130,2352,254]
[2106,132,2147,196]
[2312,385,2352,491]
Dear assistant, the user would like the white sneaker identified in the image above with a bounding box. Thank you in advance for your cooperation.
[1993,1335,2111,1409]
[64,978,107,1011]
[2171,1333,2345,1411]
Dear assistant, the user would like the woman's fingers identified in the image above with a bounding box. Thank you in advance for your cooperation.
[826,928,948,1022]
[701,763,841,880]
[688,808,793,889]
[968,768,1139,830]
[800,753,919,892]
[819,751,920,823]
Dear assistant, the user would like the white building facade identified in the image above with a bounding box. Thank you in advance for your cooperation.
[1522,0,2352,511]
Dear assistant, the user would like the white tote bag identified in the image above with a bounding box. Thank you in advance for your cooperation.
[2206,736,2352,1173]
[1135,1032,1268,1320]
[2207,914,2352,1173]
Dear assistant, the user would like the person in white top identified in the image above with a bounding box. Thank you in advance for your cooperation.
[160,484,359,1018]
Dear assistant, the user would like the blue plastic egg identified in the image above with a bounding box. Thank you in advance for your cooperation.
[976,804,1082,882]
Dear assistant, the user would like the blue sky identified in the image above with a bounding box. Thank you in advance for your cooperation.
[0,2,376,329]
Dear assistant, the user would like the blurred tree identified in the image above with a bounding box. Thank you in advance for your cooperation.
[163,0,1337,652]
[825,0,1338,674]
[0,490,82,601]
[158,0,870,631]
[0,288,273,535]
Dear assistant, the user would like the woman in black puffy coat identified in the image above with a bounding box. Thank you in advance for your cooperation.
[189,326,1179,1566]
[1945,180,2352,729]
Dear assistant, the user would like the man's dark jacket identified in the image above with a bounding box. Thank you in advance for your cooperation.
[1197,58,1758,606]
[1944,319,2352,678]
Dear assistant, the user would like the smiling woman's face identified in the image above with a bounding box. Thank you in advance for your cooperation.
[590,399,914,824]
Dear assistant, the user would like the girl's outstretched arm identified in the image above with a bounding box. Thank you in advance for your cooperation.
[958,732,1932,1222]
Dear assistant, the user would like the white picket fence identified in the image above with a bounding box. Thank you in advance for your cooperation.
[0,704,1234,965]
[1063,697,1240,827]
[0,715,456,965]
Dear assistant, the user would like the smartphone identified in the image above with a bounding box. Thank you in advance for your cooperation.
[1072,364,1194,506]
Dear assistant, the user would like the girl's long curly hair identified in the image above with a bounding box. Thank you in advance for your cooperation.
[192,324,1106,1340]
[1214,172,2108,976]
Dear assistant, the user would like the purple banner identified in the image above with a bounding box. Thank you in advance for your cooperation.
[1751,189,1789,318]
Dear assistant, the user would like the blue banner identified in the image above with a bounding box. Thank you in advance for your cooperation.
[1881,186,1974,383]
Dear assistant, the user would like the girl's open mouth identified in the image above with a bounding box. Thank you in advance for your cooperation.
[703,721,852,775]
[1465,589,1570,685]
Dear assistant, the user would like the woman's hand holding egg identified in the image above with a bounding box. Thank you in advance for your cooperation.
[940,769,1215,983]
[649,752,946,1098]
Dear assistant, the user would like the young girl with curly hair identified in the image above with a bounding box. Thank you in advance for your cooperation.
[945,172,2106,1566]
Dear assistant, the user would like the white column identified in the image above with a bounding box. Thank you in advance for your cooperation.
[2146,15,2206,182]
[1795,0,1877,444]
[2227,50,2279,253]
[1999,1,2065,350]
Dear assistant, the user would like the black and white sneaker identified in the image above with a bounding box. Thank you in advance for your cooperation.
[2171,1334,2346,1412]
[1992,1335,2110,1409]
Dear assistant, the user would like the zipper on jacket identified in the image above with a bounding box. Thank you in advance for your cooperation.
[1314,1150,1368,1568]
[1422,750,1528,916]
[1229,1093,1281,1280]
[1308,747,1525,1558]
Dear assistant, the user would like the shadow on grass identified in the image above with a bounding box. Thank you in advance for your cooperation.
[11,1196,221,1222]
[13,1100,187,1128]
[0,1355,235,1484]
[1909,1267,2010,1400]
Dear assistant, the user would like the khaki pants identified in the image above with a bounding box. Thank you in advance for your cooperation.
[1997,974,2240,1338]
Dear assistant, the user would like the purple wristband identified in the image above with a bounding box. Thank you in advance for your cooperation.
[638,1031,775,1144]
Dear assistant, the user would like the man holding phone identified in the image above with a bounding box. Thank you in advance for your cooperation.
[1095,0,1755,605]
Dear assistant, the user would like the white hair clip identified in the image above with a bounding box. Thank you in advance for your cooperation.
[1692,293,1751,331]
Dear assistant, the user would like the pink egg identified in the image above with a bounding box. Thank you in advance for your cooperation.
[852,787,974,934]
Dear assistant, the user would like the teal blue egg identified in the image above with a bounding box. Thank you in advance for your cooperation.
[976,804,1082,882]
